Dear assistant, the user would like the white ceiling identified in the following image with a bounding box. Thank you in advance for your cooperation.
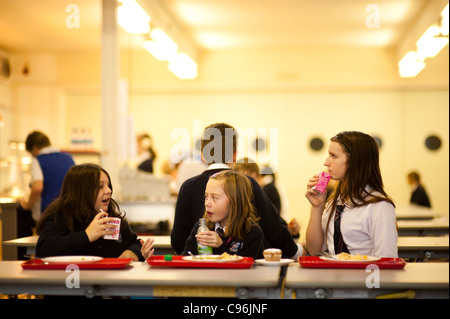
[0,0,441,51]
[0,0,448,78]
[159,0,428,49]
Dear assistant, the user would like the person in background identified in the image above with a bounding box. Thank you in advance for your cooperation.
[407,171,431,208]
[36,163,154,261]
[305,131,398,258]
[233,159,300,238]
[15,131,75,258]
[182,170,264,259]
[136,133,157,173]
[171,122,303,259]
[20,131,75,220]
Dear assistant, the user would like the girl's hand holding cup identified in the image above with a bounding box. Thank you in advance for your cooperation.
[305,174,328,208]
[85,211,119,242]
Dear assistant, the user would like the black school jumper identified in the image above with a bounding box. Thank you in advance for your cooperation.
[171,168,298,258]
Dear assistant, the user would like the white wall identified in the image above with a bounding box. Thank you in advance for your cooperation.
[3,47,449,239]
[124,88,449,234]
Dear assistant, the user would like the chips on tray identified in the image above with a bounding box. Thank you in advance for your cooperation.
[335,252,369,261]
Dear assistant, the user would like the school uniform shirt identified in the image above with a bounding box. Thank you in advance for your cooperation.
[181,221,264,259]
[31,146,75,220]
[36,214,144,261]
[171,164,300,258]
[322,188,398,258]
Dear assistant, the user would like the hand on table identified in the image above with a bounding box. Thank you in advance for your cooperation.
[140,238,155,261]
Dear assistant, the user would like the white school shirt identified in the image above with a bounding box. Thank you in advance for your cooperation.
[322,191,398,258]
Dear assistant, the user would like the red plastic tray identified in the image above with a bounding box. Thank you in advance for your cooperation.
[298,256,406,269]
[147,255,254,269]
[21,258,134,270]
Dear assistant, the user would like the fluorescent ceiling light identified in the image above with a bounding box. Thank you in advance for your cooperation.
[143,29,178,61]
[398,51,426,78]
[118,0,150,34]
[168,53,198,79]
[441,3,449,36]
[416,25,449,60]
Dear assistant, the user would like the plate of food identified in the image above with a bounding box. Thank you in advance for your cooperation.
[255,259,295,266]
[319,252,380,262]
[182,253,243,262]
[41,256,104,264]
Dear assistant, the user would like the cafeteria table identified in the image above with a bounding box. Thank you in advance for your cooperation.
[0,260,282,299]
[285,262,449,299]
[1,260,448,299]
[397,217,449,236]
[395,204,444,220]
[5,235,449,261]
[2,235,174,259]
[397,236,449,260]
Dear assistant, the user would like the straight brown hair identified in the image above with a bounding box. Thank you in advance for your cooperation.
[204,170,259,241]
[37,163,124,234]
[325,131,395,233]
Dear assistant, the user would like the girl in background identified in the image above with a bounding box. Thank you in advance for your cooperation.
[36,163,154,261]
[305,131,398,258]
[182,170,264,259]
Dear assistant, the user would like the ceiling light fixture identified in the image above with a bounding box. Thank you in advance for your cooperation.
[118,0,198,79]
[143,28,178,61]
[440,3,449,35]
[168,53,198,79]
[398,3,449,78]
[118,0,150,34]
[398,51,426,78]
[416,25,449,60]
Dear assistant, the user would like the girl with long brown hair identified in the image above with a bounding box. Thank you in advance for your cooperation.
[36,163,154,260]
[305,131,398,257]
[182,170,264,259]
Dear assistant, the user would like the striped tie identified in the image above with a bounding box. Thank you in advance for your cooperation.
[216,227,225,239]
[334,205,349,254]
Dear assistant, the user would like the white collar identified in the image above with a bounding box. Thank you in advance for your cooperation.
[214,222,226,231]
[38,146,60,155]
[207,163,231,170]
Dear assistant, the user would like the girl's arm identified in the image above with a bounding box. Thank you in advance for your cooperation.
[236,225,264,259]
[181,222,200,255]
[305,175,327,256]
[371,202,398,257]
[305,205,325,256]
[36,215,91,257]
[119,219,144,261]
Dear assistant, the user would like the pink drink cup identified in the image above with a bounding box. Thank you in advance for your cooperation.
[103,217,121,240]
[312,171,331,193]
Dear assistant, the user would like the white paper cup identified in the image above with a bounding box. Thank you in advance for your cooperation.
[103,217,121,240]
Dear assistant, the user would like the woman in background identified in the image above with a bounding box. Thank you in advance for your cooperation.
[136,133,157,173]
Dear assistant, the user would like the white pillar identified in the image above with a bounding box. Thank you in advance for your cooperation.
[101,0,120,185]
